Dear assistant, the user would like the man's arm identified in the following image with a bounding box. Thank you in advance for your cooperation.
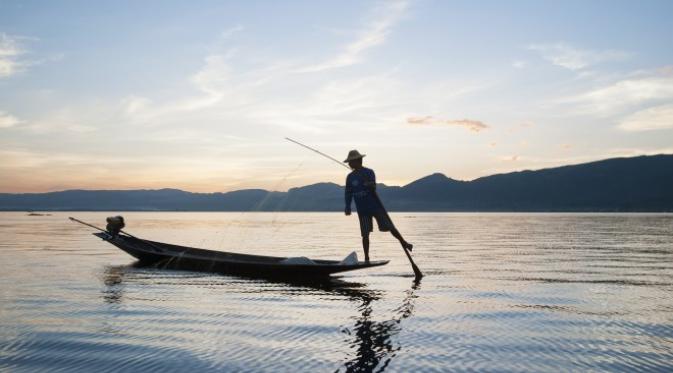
[364,169,376,191]
[344,174,353,215]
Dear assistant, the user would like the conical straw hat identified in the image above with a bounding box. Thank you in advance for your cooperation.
[343,149,366,162]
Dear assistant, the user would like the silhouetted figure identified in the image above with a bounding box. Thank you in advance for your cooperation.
[344,150,413,263]
[106,216,125,238]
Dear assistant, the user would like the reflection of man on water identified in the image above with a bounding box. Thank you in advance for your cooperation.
[344,150,413,263]
[339,280,420,373]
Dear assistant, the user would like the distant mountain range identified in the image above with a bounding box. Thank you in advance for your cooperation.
[2,154,672,212]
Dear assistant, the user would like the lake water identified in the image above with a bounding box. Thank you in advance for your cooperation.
[1,212,673,372]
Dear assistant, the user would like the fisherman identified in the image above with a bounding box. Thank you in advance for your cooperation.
[106,215,125,238]
[344,150,413,263]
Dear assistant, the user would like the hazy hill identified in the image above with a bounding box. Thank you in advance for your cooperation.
[1,154,672,212]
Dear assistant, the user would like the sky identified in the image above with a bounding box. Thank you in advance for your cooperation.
[1,0,672,193]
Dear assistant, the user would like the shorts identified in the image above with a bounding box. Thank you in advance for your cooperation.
[358,210,394,237]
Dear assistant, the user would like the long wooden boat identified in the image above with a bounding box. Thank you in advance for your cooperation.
[93,232,388,278]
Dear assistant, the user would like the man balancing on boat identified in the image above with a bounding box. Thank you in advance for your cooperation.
[344,150,413,263]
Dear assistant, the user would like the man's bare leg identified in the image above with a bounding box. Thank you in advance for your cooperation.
[390,227,413,251]
[362,235,370,263]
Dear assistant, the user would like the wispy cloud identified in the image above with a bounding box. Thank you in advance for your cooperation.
[120,51,288,126]
[0,33,29,78]
[506,121,535,134]
[559,70,673,116]
[24,107,100,134]
[497,155,520,162]
[220,25,244,40]
[512,60,528,69]
[619,104,673,132]
[528,42,628,71]
[297,0,409,73]
[121,54,233,122]
[250,72,406,133]
[0,111,21,128]
[121,43,413,135]
[407,116,489,132]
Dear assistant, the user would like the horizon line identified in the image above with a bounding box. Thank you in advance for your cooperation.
[1,153,670,195]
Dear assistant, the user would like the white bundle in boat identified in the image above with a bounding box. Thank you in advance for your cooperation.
[280,256,316,265]
[280,251,359,265]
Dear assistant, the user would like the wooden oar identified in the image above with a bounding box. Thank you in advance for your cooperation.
[285,137,423,279]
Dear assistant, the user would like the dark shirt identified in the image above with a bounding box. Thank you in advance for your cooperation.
[345,167,381,215]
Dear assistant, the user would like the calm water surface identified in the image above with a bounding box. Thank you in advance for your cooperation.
[1,212,673,372]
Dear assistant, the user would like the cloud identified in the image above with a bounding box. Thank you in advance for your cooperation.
[120,54,233,123]
[0,111,21,128]
[505,121,535,134]
[619,104,673,132]
[251,72,407,133]
[407,116,489,132]
[121,42,415,134]
[183,55,231,109]
[512,60,527,69]
[119,51,290,127]
[23,107,99,134]
[120,29,250,123]
[528,42,628,71]
[220,25,244,40]
[498,155,520,161]
[560,73,673,116]
[122,95,152,116]
[297,0,409,72]
[0,33,28,78]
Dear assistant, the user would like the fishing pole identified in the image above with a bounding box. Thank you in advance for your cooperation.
[285,137,350,170]
[285,137,423,278]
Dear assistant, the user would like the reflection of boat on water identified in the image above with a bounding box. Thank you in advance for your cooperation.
[102,262,387,307]
[93,231,388,279]
[102,265,420,372]
[101,263,380,304]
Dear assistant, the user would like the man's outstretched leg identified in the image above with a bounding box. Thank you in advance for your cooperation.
[362,235,370,263]
[390,227,413,251]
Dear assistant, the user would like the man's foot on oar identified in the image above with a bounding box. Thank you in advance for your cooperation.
[403,242,413,252]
